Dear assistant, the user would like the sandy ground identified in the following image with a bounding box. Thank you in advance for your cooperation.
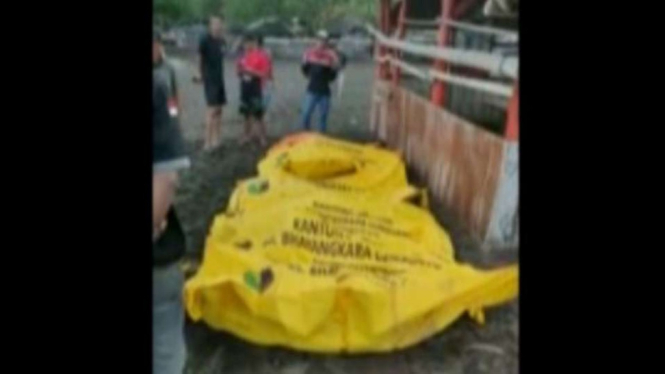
[167,52,518,374]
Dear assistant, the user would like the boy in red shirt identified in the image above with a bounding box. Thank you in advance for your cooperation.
[236,33,271,146]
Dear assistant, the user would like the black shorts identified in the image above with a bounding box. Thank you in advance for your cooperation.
[239,95,265,120]
[203,81,227,107]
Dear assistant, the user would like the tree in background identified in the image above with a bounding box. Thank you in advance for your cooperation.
[154,0,375,31]
[154,0,223,26]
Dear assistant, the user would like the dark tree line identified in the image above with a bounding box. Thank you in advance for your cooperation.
[154,0,375,29]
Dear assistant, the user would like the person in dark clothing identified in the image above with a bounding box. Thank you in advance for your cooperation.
[298,30,340,133]
[195,16,227,150]
[153,72,190,374]
[236,33,271,146]
[153,31,181,117]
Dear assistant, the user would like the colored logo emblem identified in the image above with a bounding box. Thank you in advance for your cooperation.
[244,268,274,293]
[247,180,269,195]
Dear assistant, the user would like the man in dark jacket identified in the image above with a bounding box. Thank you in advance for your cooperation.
[153,69,190,374]
[298,30,340,133]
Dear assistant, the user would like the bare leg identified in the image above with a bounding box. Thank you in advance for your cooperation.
[239,115,251,145]
[212,106,223,148]
[204,107,215,150]
[247,117,257,145]
[255,117,268,147]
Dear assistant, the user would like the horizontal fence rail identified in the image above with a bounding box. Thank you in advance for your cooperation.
[377,54,514,97]
[367,24,518,79]
[403,18,518,41]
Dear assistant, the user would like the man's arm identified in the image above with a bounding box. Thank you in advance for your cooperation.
[196,58,203,81]
[329,50,341,70]
[168,65,183,115]
[301,51,311,77]
[243,65,269,80]
[325,65,338,82]
[153,80,190,239]
[153,171,177,238]
[194,37,205,81]
[169,65,178,98]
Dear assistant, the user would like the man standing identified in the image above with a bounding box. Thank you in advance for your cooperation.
[298,30,340,133]
[153,31,181,117]
[153,68,190,373]
[195,16,227,150]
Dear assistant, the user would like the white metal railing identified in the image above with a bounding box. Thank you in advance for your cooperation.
[377,55,513,97]
[367,24,518,79]
[402,18,518,40]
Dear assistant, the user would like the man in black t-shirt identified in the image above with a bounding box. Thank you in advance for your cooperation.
[195,16,227,151]
[153,76,190,374]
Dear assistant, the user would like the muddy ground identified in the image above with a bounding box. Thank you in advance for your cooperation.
[168,52,518,374]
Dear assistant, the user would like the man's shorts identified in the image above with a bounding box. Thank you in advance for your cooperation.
[240,95,265,120]
[204,81,227,107]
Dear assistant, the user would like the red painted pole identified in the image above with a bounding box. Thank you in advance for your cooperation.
[431,0,456,106]
[376,0,392,80]
[393,0,408,86]
[504,83,519,141]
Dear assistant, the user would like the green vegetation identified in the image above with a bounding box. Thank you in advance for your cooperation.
[154,0,376,29]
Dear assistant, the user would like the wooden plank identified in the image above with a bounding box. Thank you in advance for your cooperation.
[373,81,389,140]
[398,87,408,154]
[418,106,435,182]
[396,86,408,156]
[408,94,428,181]
[485,142,519,248]
[381,86,505,240]
[386,84,401,148]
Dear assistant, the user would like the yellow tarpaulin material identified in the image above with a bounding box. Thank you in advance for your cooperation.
[257,132,410,194]
[184,133,518,353]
